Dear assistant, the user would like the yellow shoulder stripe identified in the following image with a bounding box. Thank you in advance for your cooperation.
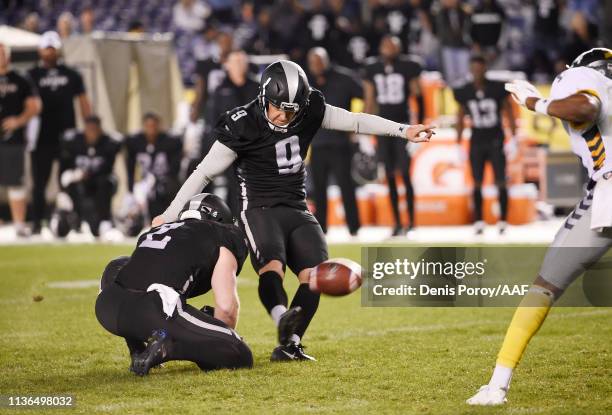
[577,89,600,100]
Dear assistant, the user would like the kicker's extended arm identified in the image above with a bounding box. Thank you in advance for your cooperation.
[161,141,237,222]
[321,104,409,138]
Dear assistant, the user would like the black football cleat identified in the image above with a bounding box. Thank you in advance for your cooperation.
[277,306,302,345]
[270,342,316,362]
[391,225,403,237]
[131,329,171,376]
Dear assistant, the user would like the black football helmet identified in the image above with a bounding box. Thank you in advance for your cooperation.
[179,193,234,224]
[569,47,612,79]
[258,60,311,130]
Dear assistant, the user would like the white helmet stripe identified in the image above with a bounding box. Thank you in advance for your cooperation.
[280,60,299,103]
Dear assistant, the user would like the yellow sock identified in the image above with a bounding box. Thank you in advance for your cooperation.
[496,286,554,369]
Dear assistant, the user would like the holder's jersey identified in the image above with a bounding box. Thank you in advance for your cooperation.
[453,79,508,141]
[211,89,327,210]
[116,220,247,298]
[550,67,612,181]
[362,55,422,123]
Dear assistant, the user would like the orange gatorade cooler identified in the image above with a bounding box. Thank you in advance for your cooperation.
[482,184,537,225]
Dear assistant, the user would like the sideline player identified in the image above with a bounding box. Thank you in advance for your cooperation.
[453,55,517,235]
[96,193,252,375]
[55,115,121,237]
[467,48,612,405]
[363,35,424,235]
[153,60,435,361]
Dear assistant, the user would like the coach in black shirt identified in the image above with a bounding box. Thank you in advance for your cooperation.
[307,47,362,235]
[0,43,40,237]
[28,31,91,233]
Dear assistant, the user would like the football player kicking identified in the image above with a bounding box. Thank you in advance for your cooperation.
[153,60,435,361]
[96,193,253,375]
[467,48,612,405]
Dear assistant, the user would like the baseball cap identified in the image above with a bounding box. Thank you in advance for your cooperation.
[39,31,62,49]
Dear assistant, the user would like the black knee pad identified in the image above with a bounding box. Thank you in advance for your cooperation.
[100,256,130,291]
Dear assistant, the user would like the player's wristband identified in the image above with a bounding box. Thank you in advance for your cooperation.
[534,98,551,115]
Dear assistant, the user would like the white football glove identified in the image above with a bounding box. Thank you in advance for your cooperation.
[60,168,85,188]
[504,80,542,106]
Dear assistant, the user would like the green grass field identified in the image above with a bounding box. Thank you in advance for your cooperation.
[1,244,611,414]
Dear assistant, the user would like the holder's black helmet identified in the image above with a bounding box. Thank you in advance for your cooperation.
[258,60,311,130]
[179,193,234,224]
[570,47,612,79]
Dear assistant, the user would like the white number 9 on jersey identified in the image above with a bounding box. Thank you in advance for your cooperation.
[275,135,302,174]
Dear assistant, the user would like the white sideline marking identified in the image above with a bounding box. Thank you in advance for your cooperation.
[0,221,565,246]
[47,280,100,289]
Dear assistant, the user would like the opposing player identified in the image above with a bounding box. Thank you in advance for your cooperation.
[96,193,253,375]
[453,55,517,235]
[363,35,424,235]
[467,48,612,405]
[153,60,435,361]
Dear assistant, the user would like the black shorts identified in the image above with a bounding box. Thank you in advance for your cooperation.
[0,144,25,186]
[469,137,506,184]
[239,205,328,275]
[95,282,253,370]
[377,136,411,170]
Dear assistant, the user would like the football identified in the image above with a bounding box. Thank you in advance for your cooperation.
[309,258,363,296]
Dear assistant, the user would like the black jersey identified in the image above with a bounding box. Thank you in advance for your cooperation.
[116,219,248,297]
[28,64,85,146]
[453,79,508,141]
[59,130,121,178]
[125,133,182,191]
[0,70,36,146]
[362,55,422,122]
[195,58,226,98]
[212,89,327,211]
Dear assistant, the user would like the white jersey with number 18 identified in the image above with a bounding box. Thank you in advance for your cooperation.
[549,66,612,181]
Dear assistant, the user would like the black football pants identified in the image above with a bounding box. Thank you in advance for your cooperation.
[31,146,59,227]
[310,145,360,234]
[66,176,115,236]
[377,137,414,228]
[95,282,253,371]
[469,137,508,222]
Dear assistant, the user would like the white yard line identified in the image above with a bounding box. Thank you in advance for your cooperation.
[47,280,100,289]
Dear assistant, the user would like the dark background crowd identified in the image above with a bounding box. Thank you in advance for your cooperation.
[2,0,611,86]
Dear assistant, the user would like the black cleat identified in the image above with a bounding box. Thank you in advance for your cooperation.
[277,306,302,345]
[270,342,316,362]
[131,329,171,376]
[31,223,42,235]
[391,225,403,237]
